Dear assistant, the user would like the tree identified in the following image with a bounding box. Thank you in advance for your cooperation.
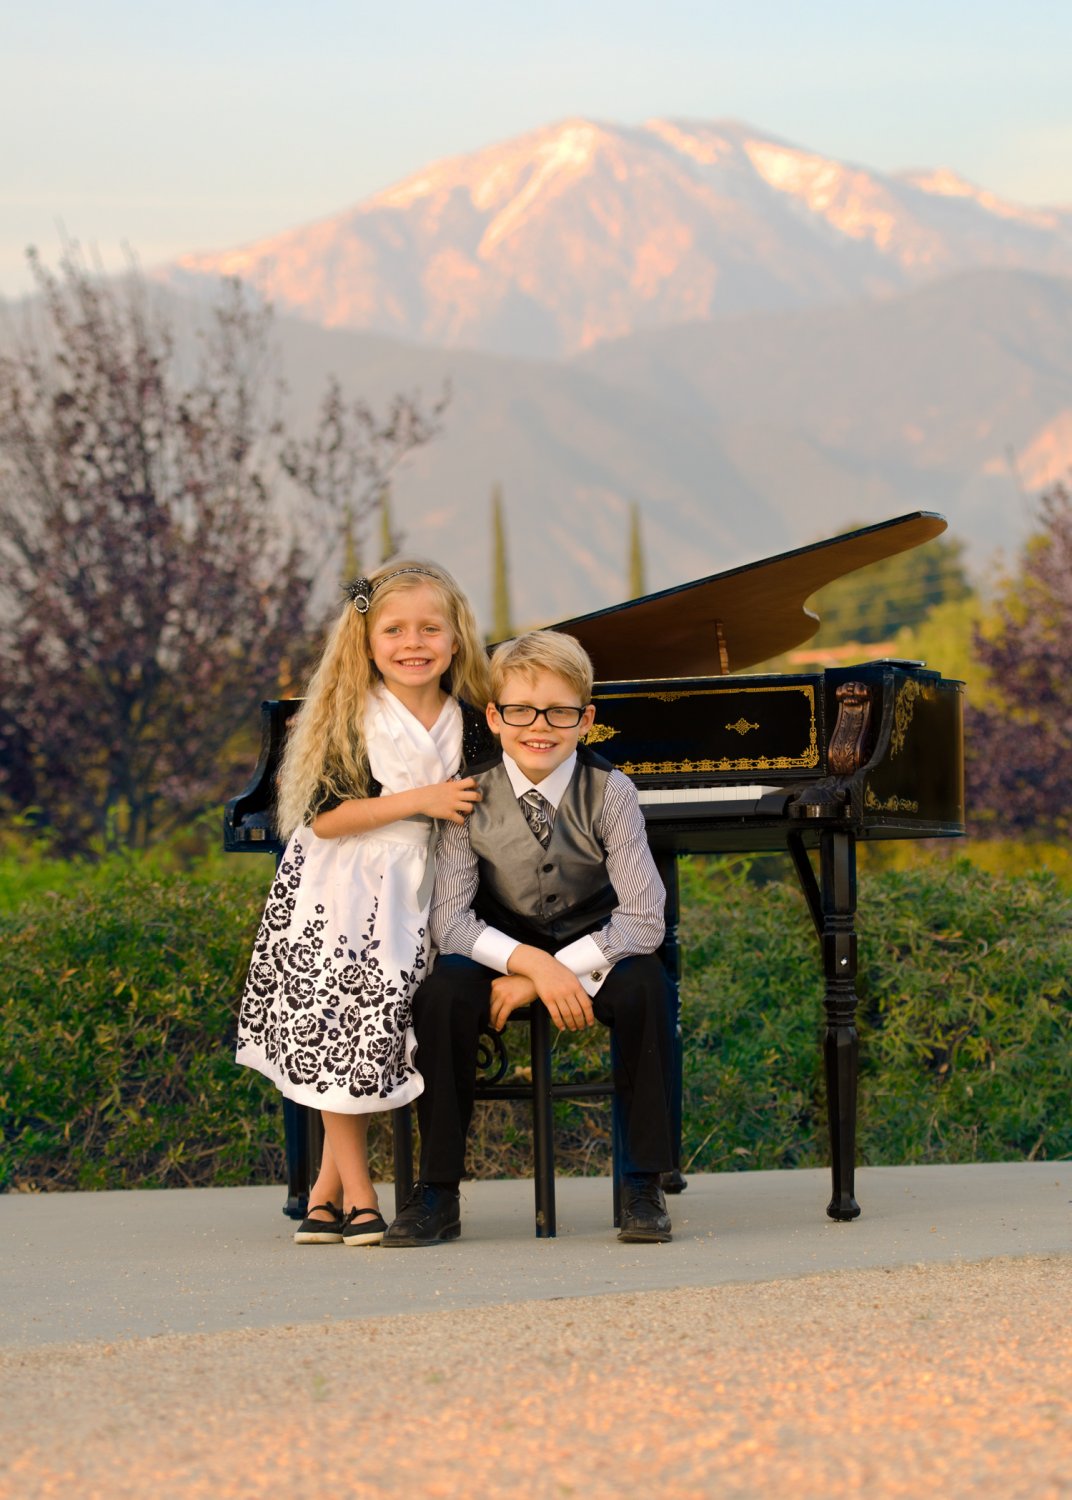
[0,246,442,852]
[809,532,973,647]
[966,482,1072,838]
[628,501,646,598]
[378,482,400,563]
[280,379,446,583]
[490,483,512,642]
[891,594,999,712]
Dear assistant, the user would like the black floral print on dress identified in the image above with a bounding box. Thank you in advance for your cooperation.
[236,833,428,1109]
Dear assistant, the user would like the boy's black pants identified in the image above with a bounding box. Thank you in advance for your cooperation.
[412,952,676,1182]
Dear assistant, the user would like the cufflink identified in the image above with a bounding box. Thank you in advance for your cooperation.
[591,971,603,982]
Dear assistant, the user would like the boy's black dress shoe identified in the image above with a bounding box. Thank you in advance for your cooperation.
[618,1175,672,1243]
[381,1182,461,1247]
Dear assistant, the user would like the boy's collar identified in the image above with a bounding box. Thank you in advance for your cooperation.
[501,751,578,809]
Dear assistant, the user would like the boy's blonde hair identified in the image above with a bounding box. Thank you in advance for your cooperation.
[276,559,491,837]
[489,631,594,705]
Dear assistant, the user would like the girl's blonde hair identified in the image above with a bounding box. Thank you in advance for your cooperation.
[275,559,490,836]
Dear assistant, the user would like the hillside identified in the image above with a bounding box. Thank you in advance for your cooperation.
[262,268,1072,622]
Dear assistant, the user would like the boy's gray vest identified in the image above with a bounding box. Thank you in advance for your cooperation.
[467,747,616,950]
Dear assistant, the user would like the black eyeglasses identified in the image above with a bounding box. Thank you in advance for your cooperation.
[495,703,587,727]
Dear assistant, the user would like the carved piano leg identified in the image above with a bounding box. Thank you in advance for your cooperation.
[280,1102,324,1220]
[657,850,687,1194]
[530,1001,557,1238]
[819,827,862,1221]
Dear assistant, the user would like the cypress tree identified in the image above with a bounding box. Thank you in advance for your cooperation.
[628,501,647,599]
[491,484,513,642]
[379,483,396,563]
[341,505,360,582]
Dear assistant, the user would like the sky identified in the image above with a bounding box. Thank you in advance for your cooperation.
[3,0,1071,297]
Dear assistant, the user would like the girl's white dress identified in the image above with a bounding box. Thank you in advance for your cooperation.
[235,688,462,1113]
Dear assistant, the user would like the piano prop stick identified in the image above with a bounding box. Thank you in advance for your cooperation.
[226,512,964,1223]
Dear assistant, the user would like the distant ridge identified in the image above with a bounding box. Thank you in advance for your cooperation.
[162,117,1072,358]
[12,267,1068,626]
[248,267,1072,624]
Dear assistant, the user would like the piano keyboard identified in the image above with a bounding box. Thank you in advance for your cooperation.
[637,783,778,805]
[636,783,791,819]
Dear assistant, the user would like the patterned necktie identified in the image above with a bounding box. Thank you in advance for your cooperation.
[519,789,553,848]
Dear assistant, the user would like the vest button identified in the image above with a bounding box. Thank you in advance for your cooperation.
[542,863,554,873]
[546,894,557,902]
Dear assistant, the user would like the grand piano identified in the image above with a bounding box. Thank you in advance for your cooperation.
[225,512,965,1224]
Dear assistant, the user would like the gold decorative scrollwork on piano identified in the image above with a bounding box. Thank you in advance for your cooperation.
[584,722,620,745]
[621,752,814,775]
[725,717,759,736]
[890,679,923,758]
[864,786,920,814]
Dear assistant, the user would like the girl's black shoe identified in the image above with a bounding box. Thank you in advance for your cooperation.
[293,1201,346,1244]
[341,1206,388,1246]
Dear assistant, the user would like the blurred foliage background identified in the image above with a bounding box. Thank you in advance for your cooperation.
[3,842,1069,1192]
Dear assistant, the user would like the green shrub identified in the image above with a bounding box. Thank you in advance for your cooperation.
[1,856,279,1190]
[678,860,828,1172]
[853,862,1072,1163]
[3,850,1070,1190]
[677,856,1072,1171]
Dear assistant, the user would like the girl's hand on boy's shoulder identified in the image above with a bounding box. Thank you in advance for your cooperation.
[422,776,481,824]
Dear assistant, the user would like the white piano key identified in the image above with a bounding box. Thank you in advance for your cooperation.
[636,783,776,804]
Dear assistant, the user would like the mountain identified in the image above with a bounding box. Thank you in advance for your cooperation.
[265,313,779,627]
[162,118,1072,359]
[7,265,1071,629]
[257,268,1072,625]
[574,267,1072,557]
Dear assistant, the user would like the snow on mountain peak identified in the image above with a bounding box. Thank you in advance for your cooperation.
[905,166,981,199]
[477,119,605,249]
[899,166,1057,227]
[643,118,733,166]
[375,171,438,209]
[743,138,903,247]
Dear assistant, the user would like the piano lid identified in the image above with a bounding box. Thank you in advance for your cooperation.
[550,511,948,680]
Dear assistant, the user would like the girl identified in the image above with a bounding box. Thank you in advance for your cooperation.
[236,560,493,1245]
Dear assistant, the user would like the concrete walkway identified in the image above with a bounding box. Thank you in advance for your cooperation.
[3,1166,1070,1499]
[3,1162,1069,1347]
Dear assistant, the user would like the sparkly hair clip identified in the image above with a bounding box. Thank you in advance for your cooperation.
[344,576,373,614]
[343,566,439,616]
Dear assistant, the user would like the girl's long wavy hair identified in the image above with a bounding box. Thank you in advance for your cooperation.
[275,559,491,837]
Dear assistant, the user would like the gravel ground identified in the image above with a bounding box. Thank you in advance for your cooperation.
[2,1254,1070,1499]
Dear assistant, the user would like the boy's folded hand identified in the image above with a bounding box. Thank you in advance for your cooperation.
[489,973,537,1030]
[509,948,595,1032]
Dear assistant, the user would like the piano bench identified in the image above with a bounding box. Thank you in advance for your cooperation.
[390,999,621,1239]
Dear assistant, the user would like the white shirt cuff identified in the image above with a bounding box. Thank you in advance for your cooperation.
[554,933,612,996]
[472,927,521,976]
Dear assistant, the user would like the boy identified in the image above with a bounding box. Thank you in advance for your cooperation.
[382,631,675,1246]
